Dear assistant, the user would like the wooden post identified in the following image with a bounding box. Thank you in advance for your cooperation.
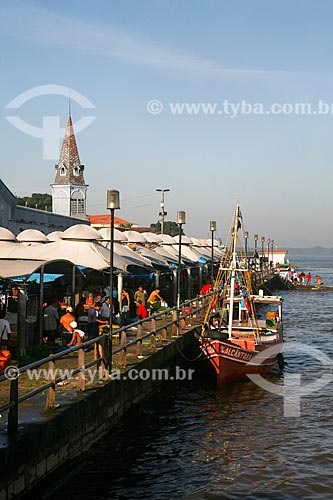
[96,339,108,379]
[171,310,178,337]
[136,324,143,357]
[77,348,85,391]
[162,327,167,341]
[120,330,127,368]
[150,318,156,349]
[192,300,197,320]
[17,285,27,358]
[8,377,18,435]
[45,355,56,409]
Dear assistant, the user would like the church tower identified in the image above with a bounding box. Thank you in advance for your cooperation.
[51,116,88,218]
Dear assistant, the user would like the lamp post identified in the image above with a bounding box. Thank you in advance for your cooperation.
[271,239,275,268]
[156,188,170,234]
[267,238,271,268]
[261,236,265,270]
[210,220,216,281]
[254,234,258,266]
[244,231,249,264]
[177,211,186,309]
[107,189,120,371]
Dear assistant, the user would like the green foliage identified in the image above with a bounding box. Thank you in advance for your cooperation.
[17,193,52,211]
[150,221,184,237]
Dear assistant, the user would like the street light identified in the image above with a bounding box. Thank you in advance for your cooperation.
[107,189,120,371]
[261,236,265,270]
[271,239,275,268]
[177,211,186,309]
[156,188,170,234]
[244,231,249,264]
[210,220,216,281]
[267,238,271,268]
[254,234,258,265]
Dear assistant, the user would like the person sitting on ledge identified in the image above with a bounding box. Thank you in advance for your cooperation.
[67,321,85,346]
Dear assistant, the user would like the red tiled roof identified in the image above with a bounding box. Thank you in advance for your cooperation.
[87,214,135,226]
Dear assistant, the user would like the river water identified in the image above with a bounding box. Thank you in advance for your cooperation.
[44,254,333,500]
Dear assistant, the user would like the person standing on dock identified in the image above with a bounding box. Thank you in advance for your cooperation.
[134,286,146,306]
[43,300,59,346]
[316,275,322,286]
[306,272,312,286]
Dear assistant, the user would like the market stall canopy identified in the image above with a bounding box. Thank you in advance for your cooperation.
[98,228,128,242]
[0,228,16,241]
[135,246,169,268]
[142,232,163,244]
[153,246,183,265]
[171,235,193,245]
[47,231,64,241]
[0,259,73,279]
[113,242,153,270]
[160,234,176,244]
[16,229,49,244]
[171,244,204,263]
[123,231,147,244]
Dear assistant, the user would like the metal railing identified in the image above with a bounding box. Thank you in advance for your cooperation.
[0,294,215,435]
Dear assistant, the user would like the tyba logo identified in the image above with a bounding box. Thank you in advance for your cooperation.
[5,85,96,159]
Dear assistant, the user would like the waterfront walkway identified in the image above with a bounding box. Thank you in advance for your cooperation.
[0,303,207,439]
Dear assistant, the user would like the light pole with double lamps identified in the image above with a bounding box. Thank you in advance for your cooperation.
[156,188,170,234]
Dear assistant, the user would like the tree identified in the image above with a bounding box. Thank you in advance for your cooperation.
[150,221,184,236]
[17,193,52,211]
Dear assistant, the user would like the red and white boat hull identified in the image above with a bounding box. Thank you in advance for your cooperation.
[201,336,283,387]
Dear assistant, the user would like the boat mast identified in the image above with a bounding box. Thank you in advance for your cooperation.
[227,204,240,338]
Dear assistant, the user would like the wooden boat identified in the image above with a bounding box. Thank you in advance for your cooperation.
[200,205,284,387]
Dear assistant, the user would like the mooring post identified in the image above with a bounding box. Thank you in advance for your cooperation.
[172,309,178,337]
[136,323,143,357]
[8,377,19,435]
[45,354,56,410]
[77,348,85,391]
[150,318,156,349]
[162,326,167,341]
[180,306,186,330]
[120,330,127,368]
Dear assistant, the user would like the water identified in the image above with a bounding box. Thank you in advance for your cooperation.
[43,254,333,500]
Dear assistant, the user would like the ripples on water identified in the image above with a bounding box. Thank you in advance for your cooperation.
[44,255,333,500]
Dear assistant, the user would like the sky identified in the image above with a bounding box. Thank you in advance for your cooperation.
[1,0,333,247]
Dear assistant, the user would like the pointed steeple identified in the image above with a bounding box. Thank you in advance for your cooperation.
[51,115,88,219]
[54,116,85,185]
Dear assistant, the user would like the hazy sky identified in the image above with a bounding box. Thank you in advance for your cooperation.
[1,0,333,247]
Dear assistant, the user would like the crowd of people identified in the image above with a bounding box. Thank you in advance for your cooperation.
[285,269,323,287]
[42,284,169,350]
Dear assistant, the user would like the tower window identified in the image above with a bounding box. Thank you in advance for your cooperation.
[60,166,66,176]
[70,198,85,215]
[73,167,80,176]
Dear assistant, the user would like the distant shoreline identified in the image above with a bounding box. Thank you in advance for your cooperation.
[287,247,333,255]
